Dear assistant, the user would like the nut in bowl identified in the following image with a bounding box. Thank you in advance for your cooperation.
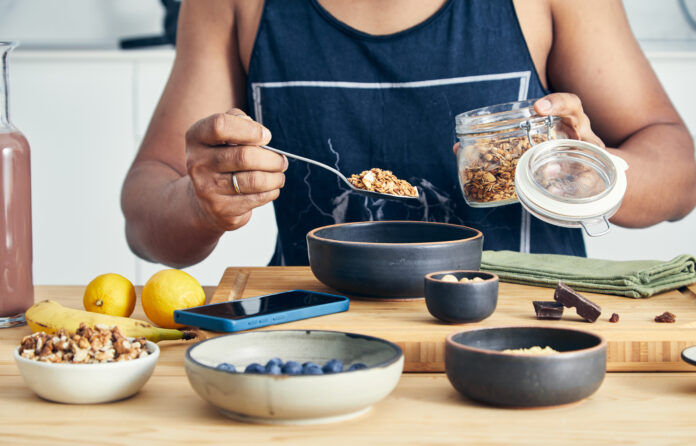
[185,330,404,425]
[445,326,606,407]
[424,271,498,323]
[14,326,159,404]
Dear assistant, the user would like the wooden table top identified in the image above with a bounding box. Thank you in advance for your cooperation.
[2,284,696,443]
[211,267,696,372]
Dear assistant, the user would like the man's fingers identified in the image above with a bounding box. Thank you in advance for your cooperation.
[187,111,272,146]
[210,144,288,172]
[214,171,285,195]
[535,93,605,148]
[535,93,583,127]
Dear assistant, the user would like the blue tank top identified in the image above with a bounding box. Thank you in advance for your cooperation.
[247,0,586,265]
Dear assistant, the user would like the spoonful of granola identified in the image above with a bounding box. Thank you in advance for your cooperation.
[261,145,419,202]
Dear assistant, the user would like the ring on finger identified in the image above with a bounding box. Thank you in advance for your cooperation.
[232,173,242,195]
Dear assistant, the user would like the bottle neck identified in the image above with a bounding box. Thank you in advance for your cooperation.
[0,42,18,129]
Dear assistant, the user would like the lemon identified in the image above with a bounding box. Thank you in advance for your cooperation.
[141,269,206,329]
[83,273,136,317]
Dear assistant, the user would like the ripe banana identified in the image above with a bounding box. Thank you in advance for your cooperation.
[25,300,188,343]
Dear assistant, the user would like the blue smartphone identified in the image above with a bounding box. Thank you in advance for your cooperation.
[173,289,349,332]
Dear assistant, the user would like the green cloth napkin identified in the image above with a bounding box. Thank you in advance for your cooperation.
[480,250,696,298]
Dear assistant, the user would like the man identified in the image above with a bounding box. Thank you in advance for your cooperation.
[122,0,696,267]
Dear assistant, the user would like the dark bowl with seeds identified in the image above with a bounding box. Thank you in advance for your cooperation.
[445,326,606,407]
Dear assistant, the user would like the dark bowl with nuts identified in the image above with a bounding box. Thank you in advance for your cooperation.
[307,221,483,299]
[424,270,499,323]
[445,326,606,407]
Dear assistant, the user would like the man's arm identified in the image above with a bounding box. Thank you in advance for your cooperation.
[121,0,284,268]
[545,0,696,227]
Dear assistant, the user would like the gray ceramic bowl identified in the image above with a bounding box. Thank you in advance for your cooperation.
[307,221,483,298]
[424,270,499,323]
[185,330,404,425]
[445,326,606,407]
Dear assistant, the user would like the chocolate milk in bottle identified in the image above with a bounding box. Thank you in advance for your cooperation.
[0,42,33,328]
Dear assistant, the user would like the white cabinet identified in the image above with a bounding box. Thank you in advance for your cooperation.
[12,53,138,285]
[11,50,276,286]
[9,47,696,287]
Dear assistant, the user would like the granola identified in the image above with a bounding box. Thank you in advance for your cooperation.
[348,168,418,197]
[501,346,559,355]
[460,134,547,204]
[18,323,150,363]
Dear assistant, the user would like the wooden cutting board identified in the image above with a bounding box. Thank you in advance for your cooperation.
[211,267,696,372]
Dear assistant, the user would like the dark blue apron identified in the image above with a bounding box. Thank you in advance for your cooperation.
[247,0,586,265]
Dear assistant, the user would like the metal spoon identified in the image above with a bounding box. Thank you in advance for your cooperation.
[262,145,419,202]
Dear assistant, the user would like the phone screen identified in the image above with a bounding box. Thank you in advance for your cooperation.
[179,291,345,320]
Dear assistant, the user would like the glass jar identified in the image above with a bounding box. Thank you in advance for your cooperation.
[455,99,564,207]
[0,41,34,328]
[455,99,628,237]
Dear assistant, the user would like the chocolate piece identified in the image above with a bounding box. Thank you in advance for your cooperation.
[654,311,676,323]
[609,313,619,323]
[533,301,564,320]
[553,282,601,322]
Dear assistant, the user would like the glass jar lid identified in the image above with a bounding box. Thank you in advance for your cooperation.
[455,99,560,138]
[514,139,629,236]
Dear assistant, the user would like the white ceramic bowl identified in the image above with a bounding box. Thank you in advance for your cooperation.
[14,341,159,404]
[185,330,404,425]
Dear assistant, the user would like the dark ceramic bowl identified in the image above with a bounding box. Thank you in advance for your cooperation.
[307,221,483,298]
[424,271,498,323]
[445,326,606,407]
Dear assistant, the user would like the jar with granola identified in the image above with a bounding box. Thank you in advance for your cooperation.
[455,100,628,237]
[455,99,563,207]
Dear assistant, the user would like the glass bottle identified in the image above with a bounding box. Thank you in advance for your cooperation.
[0,41,33,328]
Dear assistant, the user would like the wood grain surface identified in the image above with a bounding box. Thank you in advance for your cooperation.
[1,373,695,444]
[1,283,696,444]
[211,267,696,372]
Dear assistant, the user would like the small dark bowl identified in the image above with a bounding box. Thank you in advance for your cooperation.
[307,221,483,299]
[424,271,498,323]
[445,326,606,407]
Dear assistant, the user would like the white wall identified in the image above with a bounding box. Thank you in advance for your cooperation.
[1,0,695,46]
[0,0,163,48]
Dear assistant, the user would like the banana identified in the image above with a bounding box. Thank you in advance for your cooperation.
[25,299,188,343]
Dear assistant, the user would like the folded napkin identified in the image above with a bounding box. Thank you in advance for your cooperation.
[480,250,696,298]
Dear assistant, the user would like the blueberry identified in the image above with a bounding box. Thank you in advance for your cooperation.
[216,362,236,373]
[266,357,283,369]
[266,363,282,375]
[282,361,302,375]
[244,363,265,374]
[348,363,367,371]
[322,359,344,374]
[302,361,319,369]
[302,363,324,375]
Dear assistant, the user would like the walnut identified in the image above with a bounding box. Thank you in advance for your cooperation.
[17,325,150,364]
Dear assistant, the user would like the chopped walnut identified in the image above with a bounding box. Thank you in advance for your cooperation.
[18,323,150,364]
[348,168,418,197]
